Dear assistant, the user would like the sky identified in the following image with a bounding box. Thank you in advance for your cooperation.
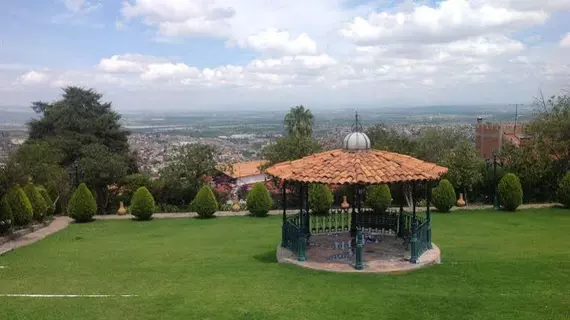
[1,0,569,111]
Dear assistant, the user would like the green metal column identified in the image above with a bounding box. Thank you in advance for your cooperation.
[398,183,404,237]
[355,230,364,270]
[426,181,433,249]
[297,234,306,261]
[350,185,357,238]
[410,181,419,264]
[281,181,287,248]
[304,183,310,240]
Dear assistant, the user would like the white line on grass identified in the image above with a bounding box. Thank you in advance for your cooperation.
[0,266,7,269]
[0,294,138,298]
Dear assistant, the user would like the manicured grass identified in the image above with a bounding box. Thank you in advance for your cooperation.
[1,208,570,320]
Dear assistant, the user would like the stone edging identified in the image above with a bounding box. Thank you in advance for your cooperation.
[0,217,72,256]
[0,218,54,246]
[276,243,441,274]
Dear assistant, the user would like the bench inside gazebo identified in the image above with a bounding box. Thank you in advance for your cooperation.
[266,115,447,272]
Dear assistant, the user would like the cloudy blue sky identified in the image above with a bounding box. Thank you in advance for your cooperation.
[1,0,569,110]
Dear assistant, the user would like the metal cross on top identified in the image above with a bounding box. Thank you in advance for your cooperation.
[351,110,363,133]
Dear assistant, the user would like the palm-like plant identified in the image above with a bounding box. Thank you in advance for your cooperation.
[284,105,314,137]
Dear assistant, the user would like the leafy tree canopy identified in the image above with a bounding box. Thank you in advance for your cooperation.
[28,87,131,166]
[262,135,321,168]
[284,105,314,138]
[442,140,483,196]
[160,144,221,193]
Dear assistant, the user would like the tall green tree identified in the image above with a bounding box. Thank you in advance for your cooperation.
[366,124,417,156]
[261,135,321,168]
[159,144,221,199]
[28,87,131,165]
[284,105,314,137]
[415,127,469,163]
[26,87,135,213]
[442,141,483,199]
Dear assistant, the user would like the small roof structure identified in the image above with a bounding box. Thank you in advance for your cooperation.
[265,149,447,185]
[224,160,267,179]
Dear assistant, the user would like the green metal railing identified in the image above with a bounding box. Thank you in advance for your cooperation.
[356,209,399,234]
[410,220,431,263]
[309,210,351,234]
[281,213,306,261]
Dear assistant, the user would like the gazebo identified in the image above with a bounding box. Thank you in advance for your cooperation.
[266,115,448,272]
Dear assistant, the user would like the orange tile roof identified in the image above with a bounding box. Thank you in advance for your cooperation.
[224,160,267,179]
[265,149,447,185]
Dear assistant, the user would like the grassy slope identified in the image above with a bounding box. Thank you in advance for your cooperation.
[1,208,569,320]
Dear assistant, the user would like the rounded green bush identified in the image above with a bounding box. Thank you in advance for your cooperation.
[130,187,155,221]
[246,182,273,217]
[68,183,97,223]
[6,186,33,226]
[37,186,55,216]
[365,184,392,214]
[432,179,456,213]
[23,183,48,221]
[0,195,13,234]
[191,185,218,219]
[557,172,570,208]
[309,184,333,215]
[498,173,523,211]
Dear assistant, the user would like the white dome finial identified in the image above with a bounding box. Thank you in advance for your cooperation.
[343,111,370,151]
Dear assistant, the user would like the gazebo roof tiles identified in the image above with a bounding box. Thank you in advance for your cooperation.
[265,149,447,185]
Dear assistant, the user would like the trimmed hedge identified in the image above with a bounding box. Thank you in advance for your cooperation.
[38,186,55,216]
[365,184,392,214]
[23,183,48,221]
[0,195,12,234]
[432,179,456,213]
[309,184,333,216]
[557,172,570,208]
[130,187,155,221]
[498,173,523,211]
[6,186,34,226]
[247,182,273,217]
[68,183,97,223]
[191,185,218,219]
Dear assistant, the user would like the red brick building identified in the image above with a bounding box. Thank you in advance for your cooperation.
[475,118,529,158]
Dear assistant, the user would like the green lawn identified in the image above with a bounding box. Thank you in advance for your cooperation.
[1,208,570,320]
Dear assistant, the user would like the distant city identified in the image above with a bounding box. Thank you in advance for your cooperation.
[0,104,532,175]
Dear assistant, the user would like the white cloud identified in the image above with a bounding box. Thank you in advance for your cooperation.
[62,0,100,14]
[122,0,235,37]
[17,71,50,85]
[242,29,317,55]
[340,0,548,45]
[560,32,570,48]
[97,54,166,73]
[141,63,201,81]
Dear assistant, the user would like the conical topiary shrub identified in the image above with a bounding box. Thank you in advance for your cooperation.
[498,173,523,211]
[0,195,13,234]
[247,182,273,217]
[365,184,392,214]
[23,183,48,221]
[309,184,333,216]
[191,185,218,219]
[432,179,456,213]
[6,186,33,226]
[68,183,97,223]
[130,187,155,221]
[557,172,570,208]
[37,186,55,216]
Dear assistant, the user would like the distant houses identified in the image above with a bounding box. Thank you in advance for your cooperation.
[214,160,268,197]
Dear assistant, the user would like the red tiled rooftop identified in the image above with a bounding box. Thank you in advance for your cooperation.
[266,149,447,185]
[224,160,266,179]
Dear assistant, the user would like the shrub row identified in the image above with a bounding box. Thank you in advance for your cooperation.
[0,183,54,235]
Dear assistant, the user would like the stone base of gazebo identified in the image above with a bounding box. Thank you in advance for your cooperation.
[276,233,441,273]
